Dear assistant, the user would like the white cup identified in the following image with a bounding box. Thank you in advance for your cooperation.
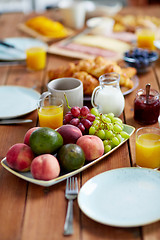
[59,1,86,29]
[42,78,83,114]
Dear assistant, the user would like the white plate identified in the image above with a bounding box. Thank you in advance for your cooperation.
[0,86,40,119]
[78,167,160,227]
[84,75,139,101]
[0,37,47,61]
[1,124,135,187]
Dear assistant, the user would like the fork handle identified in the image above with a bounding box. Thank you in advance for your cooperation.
[64,199,73,235]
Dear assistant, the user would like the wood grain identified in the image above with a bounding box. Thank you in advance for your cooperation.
[0,7,160,240]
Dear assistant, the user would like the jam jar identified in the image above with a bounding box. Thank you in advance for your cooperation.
[134,88,160,124]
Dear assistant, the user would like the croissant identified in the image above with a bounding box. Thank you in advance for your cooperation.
[72,71,99,95]
[48,56,136,96]
[48,62,76,80]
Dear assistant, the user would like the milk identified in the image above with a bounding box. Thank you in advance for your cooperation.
[94,86,125,117]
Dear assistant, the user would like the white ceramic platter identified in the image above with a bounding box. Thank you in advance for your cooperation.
[0,37,47,61]
[1,124,135,187]
[0,86,40,119]
[78,167,160,227]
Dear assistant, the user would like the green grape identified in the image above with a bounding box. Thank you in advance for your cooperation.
[104,130,114,139]
[99,122,105,129]
[89,126,96,135]
[101,114,111,124]
[112,117,123,124]
[103,114,111,122]
[90,108,99,116]
[107,123,113,130]
[115,121,123,130]
[104,144,111,153]
[103,139,110,146]
[109,140,115,149]
[95,116,100,120]
[93,119,100,125]
[116,134,123,143]
[107,113,114,120]
[120,131,130,139]
[111,136,120,146]
[96,129,105,140]
[113,124,122,133]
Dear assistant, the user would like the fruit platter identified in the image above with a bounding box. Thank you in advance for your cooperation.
[1,107,135,187]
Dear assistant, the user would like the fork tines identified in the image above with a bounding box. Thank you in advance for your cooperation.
[66,177,78,193]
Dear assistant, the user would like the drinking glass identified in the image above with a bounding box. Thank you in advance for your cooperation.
[26,47,46,71]
[136,127,160,170]
[38,93,63,129]
[136,28,155,50]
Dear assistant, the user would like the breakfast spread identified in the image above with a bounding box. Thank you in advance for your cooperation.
[48,56,137,96]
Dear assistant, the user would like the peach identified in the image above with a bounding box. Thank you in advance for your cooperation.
[31,154,60,181]
[24,127,40,146]
[57,124,82,144]
[6,143,34,172]
[76,135,104,161]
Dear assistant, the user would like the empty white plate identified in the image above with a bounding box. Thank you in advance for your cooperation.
[0,86,40,119]
[78,167,160,227]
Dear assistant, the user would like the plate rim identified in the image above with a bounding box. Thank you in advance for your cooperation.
[0,85,40,119]
[0,37,48,61]
[1,124,135,187]
[78,167,160,227]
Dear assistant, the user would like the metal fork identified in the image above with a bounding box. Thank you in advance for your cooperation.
[64,177,78,236]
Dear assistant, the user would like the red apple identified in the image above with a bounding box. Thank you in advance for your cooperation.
[76,135,104,161]
[6,143,34,172]
[31,154,60,181]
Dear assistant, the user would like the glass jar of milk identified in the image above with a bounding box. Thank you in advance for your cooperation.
[91,72,125,117]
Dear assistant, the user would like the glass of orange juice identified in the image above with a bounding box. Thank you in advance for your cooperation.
[26,47,46,71]
[136,28,155,50]
[136,127,160,170]
[38,93,63,129]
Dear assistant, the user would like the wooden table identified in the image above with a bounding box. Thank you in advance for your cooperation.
[0,6,160,240]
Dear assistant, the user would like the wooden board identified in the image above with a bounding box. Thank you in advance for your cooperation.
[18,23,74,43]
[47,39,122,61]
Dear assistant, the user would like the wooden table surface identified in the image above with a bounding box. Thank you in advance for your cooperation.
[0,6,160,240]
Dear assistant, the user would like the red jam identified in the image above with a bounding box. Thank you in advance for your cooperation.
[134,89,160,125]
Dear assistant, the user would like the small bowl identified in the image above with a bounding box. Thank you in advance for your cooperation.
[123,48,159,74]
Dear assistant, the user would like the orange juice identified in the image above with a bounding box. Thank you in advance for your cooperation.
[26,47,46,71]
[136,133,160,169]
[38,105,63,129]
[137,29,155,50]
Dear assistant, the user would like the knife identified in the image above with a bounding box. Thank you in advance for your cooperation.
[0,60,26,66]
[59,18,103,47]
[59,27,92,47]
[0,119,33,125]
[0,40,24,52]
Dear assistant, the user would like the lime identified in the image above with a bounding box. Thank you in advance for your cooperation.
[29,127,63,155]
[57,144,85,171]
